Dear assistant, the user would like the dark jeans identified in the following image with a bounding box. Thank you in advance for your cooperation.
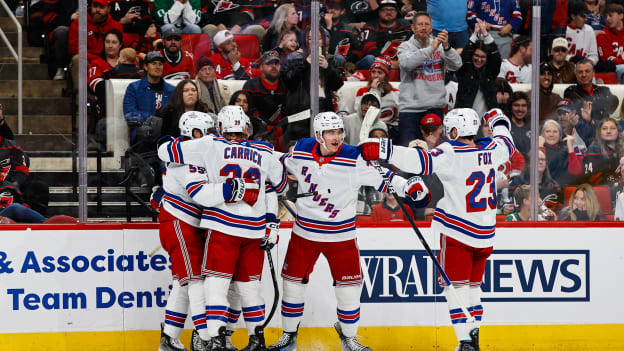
[52,25,69,69]
[398,109,444,146]
[0,203,46,223]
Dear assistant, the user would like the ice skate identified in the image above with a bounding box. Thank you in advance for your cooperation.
[224,329,239,351]
[266,330,297,351]
[333,322,372,351]
[191,329,210,351]
[241,326,267,351]
[159,325,188,351]
[469,328,480,351]
[207,326,229,351]
[454,341,477,351]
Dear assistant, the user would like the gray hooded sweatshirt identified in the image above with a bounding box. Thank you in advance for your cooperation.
[397,35,462,112]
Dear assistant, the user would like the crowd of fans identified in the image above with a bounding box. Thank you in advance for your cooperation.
[15,0,624,221]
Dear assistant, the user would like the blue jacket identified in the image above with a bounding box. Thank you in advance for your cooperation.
[428,0,468,33]
[123,77,175,124]
[467,0,523,32]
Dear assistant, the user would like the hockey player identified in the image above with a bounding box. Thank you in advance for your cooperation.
[359,108,516,351]
[157,111,218,351]
[158,105,288,351]
[267,112,428,351]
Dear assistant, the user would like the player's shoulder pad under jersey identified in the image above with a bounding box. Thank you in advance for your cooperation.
[475,137,497,149]
[294,137,318,153]
[337,143,360,160]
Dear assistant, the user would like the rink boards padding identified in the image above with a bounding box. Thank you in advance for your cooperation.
[0,222,622,350]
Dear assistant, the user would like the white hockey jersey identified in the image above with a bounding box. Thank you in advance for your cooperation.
[566,24,599,64]
[497,59,532,84]
[283,138,408,242]
[389,127,515,248]
[158,135,288,239]
[161,162,205,227]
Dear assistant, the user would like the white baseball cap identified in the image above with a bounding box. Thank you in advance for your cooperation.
[213,30,234,47]
[552,37,568,50]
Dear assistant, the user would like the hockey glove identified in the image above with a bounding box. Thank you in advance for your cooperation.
[261,219,280,250]
[404,176,430,204]
[358,137,393,162]
[484,108,511,130]
[226,178,260,206]
[150,185,164,213]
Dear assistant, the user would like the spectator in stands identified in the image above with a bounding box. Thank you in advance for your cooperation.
[123,51,175,148]
[505,184,557,221]
[498,35,532,83]
[158,80,209,138]
[597,3,624,82]
[509,148,562,207]
[109,0,151,34]
[276,31,300,64]
[88,29,124,111]
[344,0,379,26]
[564,59,619,144]
[68,0,123,85]
[360,0,412,63]
[124,18,160,55]
[200,0,264,42]
[210,30,253,80]
[153,0,201,34]
[539,62,562,123]
[411,113,444,150]
[553,0,569,37]
[455,19,502,117]
[353,56,399,137]
[397,11,462,145]
[467,0,523,59]
[540,119,584,187]
[582,117,624,186]
[548,37,577,83]
[41,0,78,80]
[282,27,345,145]
[263,3,300,53]
[495,77,513,115]
[323,0,370,69]
[566,0,599,64]
[194,56,230,114]
[558,183,605,220]
[508,91,532,158]
[242,50,288,147]
[0,105,14,140]
[159,26,196,79]
[370,191,414,221]
[0,158,46,223]
[586,0,606,30]
[428,0,470,51]
[344,91,386,145]
[105,47,143,79]
[229,90,253,120]
[555,98,589,156]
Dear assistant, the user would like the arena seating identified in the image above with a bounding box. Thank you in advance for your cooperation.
[106,80,624,169]
[234,34,261,61]
[181,34,212,58]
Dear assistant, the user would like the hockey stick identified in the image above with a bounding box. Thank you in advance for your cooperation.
[282,189,331,201]
[370,160,475,322]
[262,246,280,329]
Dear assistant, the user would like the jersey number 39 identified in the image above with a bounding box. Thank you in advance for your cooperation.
[465,169,496,212]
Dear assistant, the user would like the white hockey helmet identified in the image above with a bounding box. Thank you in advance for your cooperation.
[217,105,251,137]
[179,111,215,138]
[313,112,345,145]
[444,108,481,140]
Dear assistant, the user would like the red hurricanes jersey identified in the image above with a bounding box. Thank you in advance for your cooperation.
[162,50,197,80]
[597,26,624,65]
[87,57,113,92]
[211,53,253,80]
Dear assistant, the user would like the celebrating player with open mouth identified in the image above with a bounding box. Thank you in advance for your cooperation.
[359,108,515,351]
[268,112,428,351]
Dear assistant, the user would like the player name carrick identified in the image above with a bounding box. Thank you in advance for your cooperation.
[223,146,263,166]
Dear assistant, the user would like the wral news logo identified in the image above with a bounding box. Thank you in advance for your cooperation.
[360,250,589,303]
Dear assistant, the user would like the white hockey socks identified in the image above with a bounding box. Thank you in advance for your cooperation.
[235,280,266,335]
[226,282,241,333]
[335,285,362,337]
[204,276,231,337]
[444,285,472,342]
[281,280,306,333]
[163,280,189,339]
[469,285,483,330]
[188,280,209,340]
